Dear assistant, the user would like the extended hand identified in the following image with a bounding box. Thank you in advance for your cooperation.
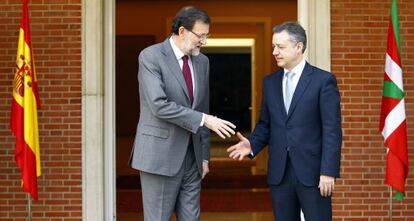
[319,175,335,197]
[227,132,252,161]
[204,114,236,139]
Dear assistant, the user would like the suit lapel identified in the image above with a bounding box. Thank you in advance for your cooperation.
[287,63,313,119]
[271,70,288,119]
[161,39,192,104]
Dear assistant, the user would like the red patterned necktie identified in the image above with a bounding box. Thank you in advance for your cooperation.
[182,55,194,105]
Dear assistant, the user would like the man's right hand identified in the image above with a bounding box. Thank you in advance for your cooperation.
[204,114,236,139]
[227,132,252,160]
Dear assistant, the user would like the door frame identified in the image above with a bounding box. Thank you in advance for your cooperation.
[81,0,330,220]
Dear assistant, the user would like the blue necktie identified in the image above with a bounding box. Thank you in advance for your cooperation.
[284,71,295,112]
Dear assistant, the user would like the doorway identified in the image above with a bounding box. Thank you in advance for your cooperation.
[114,1,296,220]
[82,0,332,219]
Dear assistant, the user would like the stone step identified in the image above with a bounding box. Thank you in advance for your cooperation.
[117,189,272,213]
[117,173,268,190]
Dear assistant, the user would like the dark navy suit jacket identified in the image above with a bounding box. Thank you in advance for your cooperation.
[249,62,342,186]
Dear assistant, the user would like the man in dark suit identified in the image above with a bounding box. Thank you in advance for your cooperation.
[227,21,342,221]
[129,6,236,221]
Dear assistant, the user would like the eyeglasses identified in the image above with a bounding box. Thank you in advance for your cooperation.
[188,29,210,40]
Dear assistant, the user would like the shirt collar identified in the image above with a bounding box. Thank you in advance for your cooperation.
[284,58,306,76]
[169,37,185,60]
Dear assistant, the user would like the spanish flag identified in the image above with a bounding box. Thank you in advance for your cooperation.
[10,0,41,201]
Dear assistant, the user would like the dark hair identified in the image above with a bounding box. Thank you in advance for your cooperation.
[272,21,307,53]
[171,6,211,35]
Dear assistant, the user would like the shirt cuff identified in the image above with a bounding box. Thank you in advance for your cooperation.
[200,113,205,126]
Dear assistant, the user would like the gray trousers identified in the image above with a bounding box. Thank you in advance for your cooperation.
[140,146,201,221]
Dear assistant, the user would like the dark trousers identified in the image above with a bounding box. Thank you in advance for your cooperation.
[269,157,332,221]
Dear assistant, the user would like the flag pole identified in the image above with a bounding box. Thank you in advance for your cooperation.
[27,193,32,221]
[389,186,392,221]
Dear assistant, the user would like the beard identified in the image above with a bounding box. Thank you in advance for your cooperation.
[183,38,200,56]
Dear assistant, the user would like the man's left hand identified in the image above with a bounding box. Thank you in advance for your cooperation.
[319,175,335,197]
[202,161,209,179]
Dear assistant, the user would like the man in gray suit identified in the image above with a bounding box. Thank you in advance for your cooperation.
[129,6,236,221]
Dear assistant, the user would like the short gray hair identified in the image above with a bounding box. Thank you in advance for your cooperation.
[272,21,307,53]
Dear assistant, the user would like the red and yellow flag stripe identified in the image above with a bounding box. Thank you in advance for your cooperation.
[10,0,41,201]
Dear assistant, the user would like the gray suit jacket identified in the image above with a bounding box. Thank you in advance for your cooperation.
[129,38,211,176]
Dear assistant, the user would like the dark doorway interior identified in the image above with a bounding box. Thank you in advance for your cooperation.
[207,52,252,133]
[115,35,155,178]
[116,35,155,137]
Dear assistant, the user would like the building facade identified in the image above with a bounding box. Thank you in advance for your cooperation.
[0,0,413,220]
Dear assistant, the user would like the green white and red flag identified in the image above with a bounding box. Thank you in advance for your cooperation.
[379,0,408,201]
